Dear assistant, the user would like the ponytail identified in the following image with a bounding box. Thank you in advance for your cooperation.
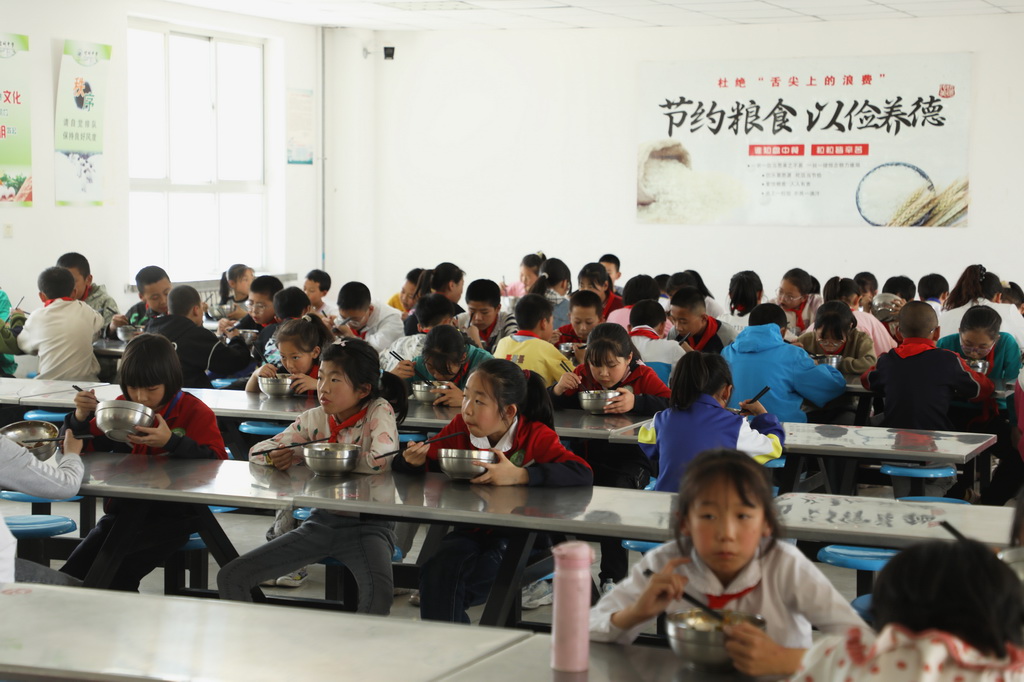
[528,272,550,296]
[219,272,231,304]
[822,276,859,303]
[320,339,408,424]
[472,359,554,430]
[684,270,714,300]
[529,258,571,297]
[728,270,763,316]
[669,351,732,411]
[946,264,1001,310]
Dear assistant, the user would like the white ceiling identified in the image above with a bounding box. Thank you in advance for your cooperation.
[166,0,1024,31]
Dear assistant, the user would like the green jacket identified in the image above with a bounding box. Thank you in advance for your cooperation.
[83,283,118,328]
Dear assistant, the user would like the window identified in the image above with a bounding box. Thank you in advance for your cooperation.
[127,24,265,281]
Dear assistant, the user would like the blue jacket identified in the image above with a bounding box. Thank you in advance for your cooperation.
[639,394,784,493]
[721,324,846,423]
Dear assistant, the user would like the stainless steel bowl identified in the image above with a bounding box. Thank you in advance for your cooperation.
[438,448,499,481]
[302,443,361,476]
[94,400,156,443]
[0,420,59,461]
[238,329,259,346]
[205,304,226,320]
[813,354,841,368]
[116,325,143,342]
[558,342,576,357]
[871,293,901,322]
[578,390,619,415]
[666,609,767,671]
[258,375,294,398]
[411,381,447,403]
[998,546,1024,584]
[966,358,990,374]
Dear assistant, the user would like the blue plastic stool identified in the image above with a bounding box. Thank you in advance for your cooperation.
[293,507,312,521]
[208,505,238,514]
[5,515,77,539]
[899,496,970,505]
[880,463,957,497]
[643,476,659,491]
[851,594,873,623]
[621,540,660,554]
[817,545,897,597]
[164,533,209,595]
[178,532,206,552]
[763,456,786,469]
[399,433,428,444]
[239,421,288,437]
[26,372,38,379]
[1,491,81,504]
[22,409,71,424]
[211,378,235,389]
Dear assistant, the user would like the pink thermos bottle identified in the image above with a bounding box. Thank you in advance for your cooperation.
[551,541,595,672]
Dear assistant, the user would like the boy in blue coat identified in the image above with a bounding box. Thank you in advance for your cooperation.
[721,303,846,423]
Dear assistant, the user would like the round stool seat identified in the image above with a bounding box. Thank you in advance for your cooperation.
[851,594,873,622]
[817,545,897,572]
[208,505,238,514]
[293,507,312,521]
[5,515,77,539]
[399,433,428,444]
[22,409,71,424]
[1,491,82,504]
[898,496,970,505]
[178,533,206,552]
[621,540,660,554]
[26,372,39,379]
[880,464,956,479]
[211,379,235,389]
[239,421,288,437]
[643,477,659,491]
[763,457,786,469]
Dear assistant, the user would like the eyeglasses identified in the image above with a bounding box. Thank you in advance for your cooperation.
[816,337,844,350]
[776,289,804,305]
[959,336,995,356]
[246,301,268,313]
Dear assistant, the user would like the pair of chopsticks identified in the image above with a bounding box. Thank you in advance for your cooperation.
[13,296,24,310]
[726,385,771,414]
[560,360,575,374]
[373,431,464,460]
[21,434,94,444]
[251,436,333,458]
[641,568,723,622]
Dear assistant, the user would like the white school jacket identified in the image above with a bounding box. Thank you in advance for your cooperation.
[355,302,405,353]
[590,539,864,649]
[18,299,104,381]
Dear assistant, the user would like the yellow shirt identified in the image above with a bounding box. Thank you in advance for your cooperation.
[493,333,568,387]
[387,292,406,313]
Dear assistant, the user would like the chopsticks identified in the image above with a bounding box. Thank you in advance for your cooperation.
[389,350,405,364]
[13,296,24,310]
[939,520,970,542]
[21,434,94,444]
[251,436,332,458]
[727,386,771,414]
[560,360,575,374]
[373,431,464,460]
[641,568,723,621]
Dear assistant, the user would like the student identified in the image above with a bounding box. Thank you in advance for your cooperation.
[590,450,863,677]
[303,268,337,320]
[245,314,334,398]
[599,253,624,295]
[110,265,172,334]
[217,263,254,321]
[403,263,466,336]
[607,275,662,329]
[639,353,783,493]
[668,286,737,354]
[0,430,85,586]
[0,289,17,376]
[854,271,878,313]
[334,281,404,353]
[217,274,283,337]
[380,293,455,375]
[557,289,604,351]
[918,272,949,315]
[798,301,877,375]
[457,279,518,353]
[882,275,916,304]
[550,323,669,586]
[407,326,493,406]
[940,264,1024,347]
[862,302,992,497]
[683,269,727,319]
[1002,282,1024,315]
[56,252,119,329]
[18,267,105,381]
[148,285,252,389]
[627,300,684,379]
[578,262,624,320]
[218,339,407,613]
[387,267,423,320]
[773,267,822,336]
[718,270,762,331]
[493,294,569,387]
[528,258,572,330]
[722,304,846,423]
[394,359,593,623]
[258,286,311,368]
[61,334,227,590]
[821,276,897,356]
[794,539,1024,681]
[500,252,545,298]
[937,305,1022,505]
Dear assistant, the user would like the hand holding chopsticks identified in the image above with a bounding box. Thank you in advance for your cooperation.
[373,431,464,460]
[250,436,333,459]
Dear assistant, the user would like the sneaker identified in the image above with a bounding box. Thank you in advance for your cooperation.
[408,591,420,606]
[393,587,415,596]
[601,579,616,596]
[259,577,278,587]
[275,567,309,587]
[521,580,554,610]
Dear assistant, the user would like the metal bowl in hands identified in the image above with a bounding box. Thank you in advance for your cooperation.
[411,381,449,403]
[116,325,143,342]
[0,421,59,461]
[438,448,499,481]
[578,390,619,415]
[666,609,767,671]
[966,358,990,374]
[558,342,576,357]
[238,329,259,346]
[205,304,226,320]
[94,400,156,443]
[871,293,901,322]
[812,354,841,368]
[258,375,294,398]
[302,443,361,476]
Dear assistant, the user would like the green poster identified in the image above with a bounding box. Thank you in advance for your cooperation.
[54,39,112,206]
[0,34,32,207]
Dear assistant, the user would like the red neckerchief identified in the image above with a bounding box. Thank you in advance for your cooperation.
[629,325,661,340]
[558,324,582,344]
[516,330,544,340]
[79,285,92,301]
[440,360,471,387]
[706,582,760,610]
[328,405,370,441]
[731,304,746,314]
[786,297,810,333]
[602,292,622,319]
[823,341,847,355]
[43,296,76,306]
[893,337,936,359]
[580,362,638,392]
[982,344,996,374]
[691,316,720,351]
[479,317,498,343]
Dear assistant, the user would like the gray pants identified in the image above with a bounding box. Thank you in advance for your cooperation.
[15,558,82,587]
[217,510,396,615]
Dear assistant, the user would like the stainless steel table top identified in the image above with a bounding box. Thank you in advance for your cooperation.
[0,378,105,405]
[185,387,316,420]
[776,492,1013,549]
[0,583,532,682]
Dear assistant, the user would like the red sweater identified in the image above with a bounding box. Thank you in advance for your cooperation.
[393,414,592,487]
[557,324,584,344]
[603,292,624,319]
[69,392,227,460]
[551,363,671,416]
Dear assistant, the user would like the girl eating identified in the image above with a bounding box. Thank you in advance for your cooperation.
[218,263,254,321]
[245,314,334,398]
[773,267,822,337]
[408,325,493,407]
[798,301,877,375]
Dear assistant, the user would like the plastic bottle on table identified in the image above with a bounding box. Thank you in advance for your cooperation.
[550,540,594,672]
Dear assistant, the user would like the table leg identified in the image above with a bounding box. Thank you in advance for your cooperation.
[479,531,536,628]
[777,454,803,495]
[854,395,872,426]
[837,458,860,496]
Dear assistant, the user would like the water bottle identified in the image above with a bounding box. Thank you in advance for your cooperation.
[551,540,594,672]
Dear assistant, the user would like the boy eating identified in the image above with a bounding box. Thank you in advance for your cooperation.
[457,279,517,353]
[335,281,404,353]
[110,265,171,335]
[303,269,337,320]
[668,286,737,353]
[493,294,568,386]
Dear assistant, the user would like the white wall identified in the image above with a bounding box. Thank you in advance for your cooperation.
[3,0,320,316]
[324,14,1024,304]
